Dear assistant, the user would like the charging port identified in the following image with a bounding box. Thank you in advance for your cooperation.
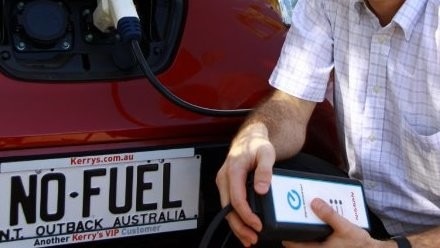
[0,0,184,81]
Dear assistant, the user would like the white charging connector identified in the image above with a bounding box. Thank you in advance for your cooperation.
[93,0,141,41]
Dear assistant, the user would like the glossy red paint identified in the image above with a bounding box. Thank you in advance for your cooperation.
[0,2,342,247]
[0,0,341,167]
[0,0,285,154]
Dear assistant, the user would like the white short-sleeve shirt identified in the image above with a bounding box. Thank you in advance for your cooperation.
[269,0,440,235]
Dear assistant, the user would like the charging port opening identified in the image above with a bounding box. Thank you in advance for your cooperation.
[0,0,184,81]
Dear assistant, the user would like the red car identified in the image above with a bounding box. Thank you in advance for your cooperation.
[0,0,339,247]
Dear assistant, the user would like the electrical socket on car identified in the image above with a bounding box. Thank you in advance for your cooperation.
[247,168,370,242]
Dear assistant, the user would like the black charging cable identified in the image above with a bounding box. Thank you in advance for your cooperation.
[131,40,252,117]
[198,204,233,248]
[121,16,244,246]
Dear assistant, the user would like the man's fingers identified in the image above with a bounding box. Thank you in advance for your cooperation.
[227,159,262,232]
[217,162,259,246]
[311,198,353,234]
[282,240,320,248]
[253,143,275,194]
[226,211,259,246]
[216,157,262,232]
[217,166,259,246]
[215,129,275,245]
[215,166,231,208]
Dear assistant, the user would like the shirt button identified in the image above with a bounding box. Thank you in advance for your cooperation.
[373,85,381,94]
[368,135,376,142]
[365,181,376,189]
[377,36,386,44]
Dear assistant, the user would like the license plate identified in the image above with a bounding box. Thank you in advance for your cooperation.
[0,148,201,247]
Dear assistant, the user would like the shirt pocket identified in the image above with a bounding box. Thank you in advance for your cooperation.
[401,119,440,194]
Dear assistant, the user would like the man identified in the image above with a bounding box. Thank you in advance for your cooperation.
[216,0,440,247]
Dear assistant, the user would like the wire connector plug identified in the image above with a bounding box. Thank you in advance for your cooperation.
[93,0,141,41]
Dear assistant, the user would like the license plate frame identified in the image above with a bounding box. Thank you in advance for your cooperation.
[0,148,201,247]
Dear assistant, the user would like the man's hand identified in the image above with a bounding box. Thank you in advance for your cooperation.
[216,90,317,246]
[282,198,395,248]
[216,122,276,247]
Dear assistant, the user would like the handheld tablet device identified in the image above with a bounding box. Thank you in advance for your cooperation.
[247,168,370,242]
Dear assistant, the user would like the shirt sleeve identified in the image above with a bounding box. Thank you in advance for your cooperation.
[269,0,334,102]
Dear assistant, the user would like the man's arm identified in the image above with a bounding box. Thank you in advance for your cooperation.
[216,89,316,246]
[243,89,317,160]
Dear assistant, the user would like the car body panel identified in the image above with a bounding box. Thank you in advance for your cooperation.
[0,0,285,155]
[0,0,341,247]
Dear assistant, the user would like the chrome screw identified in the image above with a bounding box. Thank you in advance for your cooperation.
[62,41,71,50]
[1,51,11,60]
[16,41,26,51]
[16,2,25,11]
[82,9,91,16]
[85,34,94,42]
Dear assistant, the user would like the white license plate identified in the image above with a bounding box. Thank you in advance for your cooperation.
[0,148,201,247]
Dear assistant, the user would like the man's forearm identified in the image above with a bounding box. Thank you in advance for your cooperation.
[406,226,440,247]
[238,90,316,160]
